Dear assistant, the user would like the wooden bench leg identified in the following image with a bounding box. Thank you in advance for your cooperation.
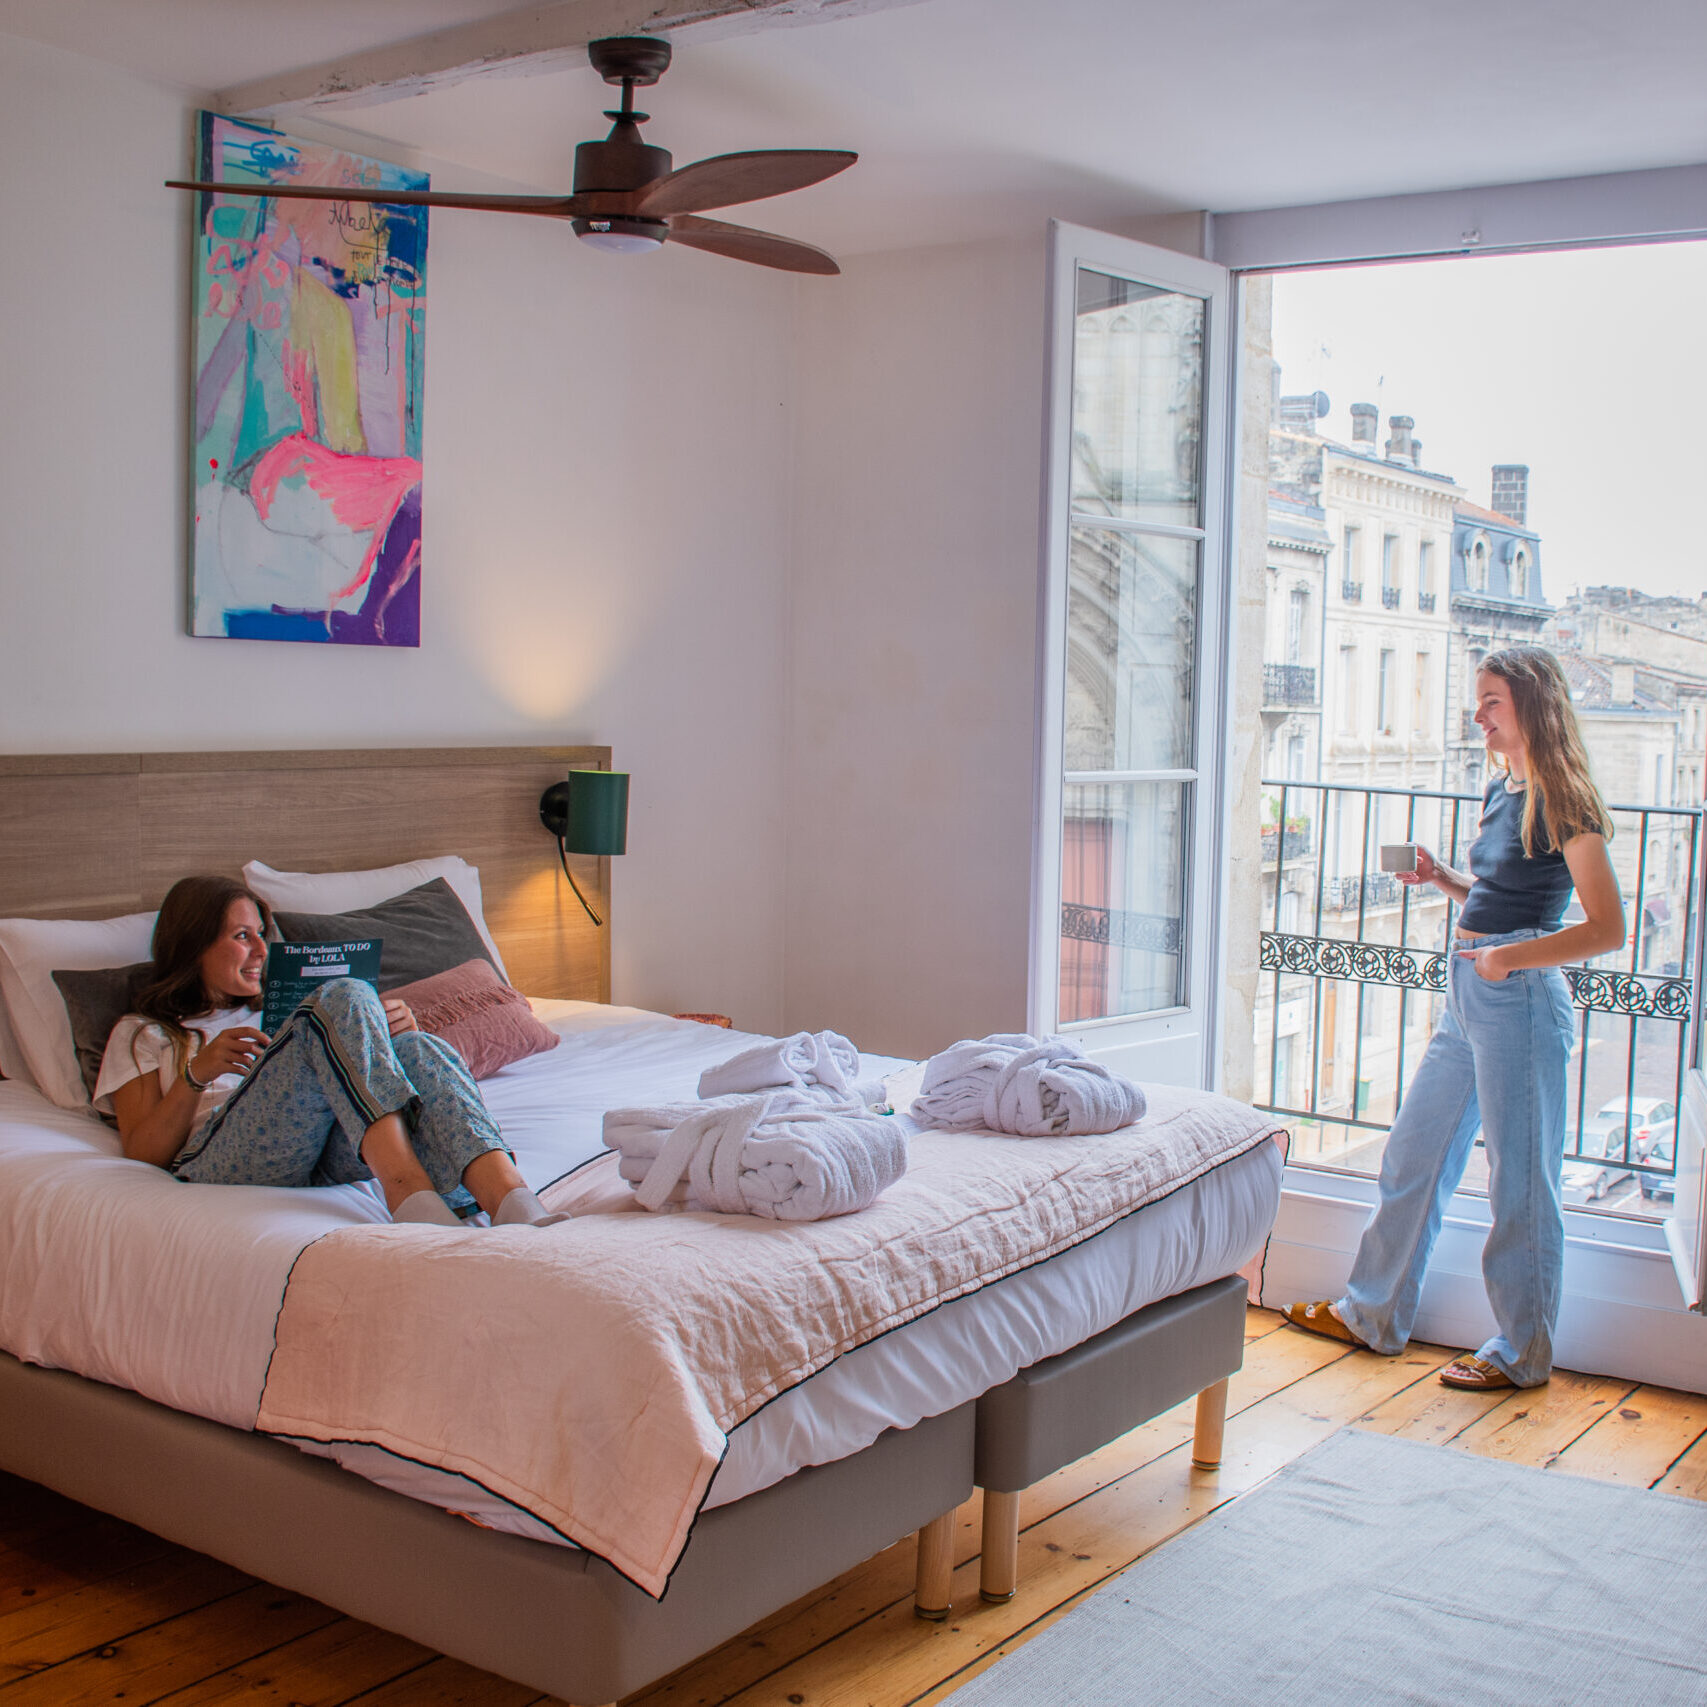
[979,1488,1020,1604]
[914,1509,955,1620]
[1192,1375,1230,1469]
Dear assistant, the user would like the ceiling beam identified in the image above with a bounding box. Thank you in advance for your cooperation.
[216,0,925,116]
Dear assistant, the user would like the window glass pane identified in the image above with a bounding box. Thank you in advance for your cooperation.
[1064,527,1198,772]
[1069,269,1203,527]
[1059,780,1187,1022]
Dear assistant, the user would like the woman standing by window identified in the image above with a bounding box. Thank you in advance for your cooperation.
[1286,647,1624,1389]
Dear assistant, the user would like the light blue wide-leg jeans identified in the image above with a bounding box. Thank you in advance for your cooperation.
[1335,927,1576,1386]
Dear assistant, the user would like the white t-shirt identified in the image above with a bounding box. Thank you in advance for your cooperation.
[93,1007,263,1126]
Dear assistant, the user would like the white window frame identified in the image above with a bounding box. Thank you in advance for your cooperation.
[1030,221,1236,1089]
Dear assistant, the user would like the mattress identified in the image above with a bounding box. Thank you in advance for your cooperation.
[0,1002,1281,1543]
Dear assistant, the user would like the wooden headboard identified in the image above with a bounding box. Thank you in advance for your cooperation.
[0,747,611,1003]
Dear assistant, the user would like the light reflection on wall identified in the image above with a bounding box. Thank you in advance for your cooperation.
[459,550,634,721]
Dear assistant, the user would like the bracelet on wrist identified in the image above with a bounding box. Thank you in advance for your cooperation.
[183,1057,211,1093]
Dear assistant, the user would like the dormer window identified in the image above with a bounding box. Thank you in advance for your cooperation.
[1511,547,1530,599]
[1469,536,1489,592]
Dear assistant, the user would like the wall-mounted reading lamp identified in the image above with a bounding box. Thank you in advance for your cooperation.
[539,768,629,926]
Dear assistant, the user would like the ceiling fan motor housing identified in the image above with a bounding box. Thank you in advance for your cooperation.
[574,124,672,195]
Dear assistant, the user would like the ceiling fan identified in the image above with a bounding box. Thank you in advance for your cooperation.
[166,36,856,275]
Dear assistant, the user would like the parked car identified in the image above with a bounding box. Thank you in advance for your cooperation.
[1563,1097,1676,1204]
[1638,1131,1677,1203]
[1561,1160,1629,1204]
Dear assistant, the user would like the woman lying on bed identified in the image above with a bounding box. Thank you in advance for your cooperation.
[95,875,561,1228]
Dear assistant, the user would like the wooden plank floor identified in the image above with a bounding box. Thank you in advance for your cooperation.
[6,1306,1706,1707]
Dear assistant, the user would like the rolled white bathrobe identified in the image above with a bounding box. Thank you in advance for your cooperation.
[911,1033,1146,1137]
[697,1029,863,1098]
[603,1091,909,1220]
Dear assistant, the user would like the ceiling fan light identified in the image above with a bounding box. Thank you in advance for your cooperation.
[573,216,667,254]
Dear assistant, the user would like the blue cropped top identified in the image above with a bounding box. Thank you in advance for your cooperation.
[1455,777,1575,935]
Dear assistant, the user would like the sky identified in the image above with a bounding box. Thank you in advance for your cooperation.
[1269,241,1707,603]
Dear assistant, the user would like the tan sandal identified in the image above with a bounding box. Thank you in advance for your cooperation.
[1439,1353,1516,1391]
[1282,1300,1370,1349]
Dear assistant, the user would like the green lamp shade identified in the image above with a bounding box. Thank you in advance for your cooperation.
[561,769,628,856]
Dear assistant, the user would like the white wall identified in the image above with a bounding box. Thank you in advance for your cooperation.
[0,32,799,1031]
[784,238,1048,1056]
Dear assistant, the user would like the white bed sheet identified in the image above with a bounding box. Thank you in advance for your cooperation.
[0,1003,1280,1542]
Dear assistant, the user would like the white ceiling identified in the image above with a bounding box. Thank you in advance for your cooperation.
[4,0,1705,256]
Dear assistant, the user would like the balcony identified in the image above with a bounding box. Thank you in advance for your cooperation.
[1263,663,1318,707]
[1261,823,1313,863]
[1341,579,1363,602]
[1324,872,1403,910]
[1418,592,1437,613]
[1381,585,1401,609]
[1252,778,1701,1209]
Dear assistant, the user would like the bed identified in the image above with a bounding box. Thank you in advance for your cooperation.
[0,746,1284,1704]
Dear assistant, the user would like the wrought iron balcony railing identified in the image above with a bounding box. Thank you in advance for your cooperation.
[1262,825,1313,863]
[1263,663,1318,707]
[1341,579,1363,602]
[1323,872,1403,910]
[1418,592,1437,613]
[1381,585,1402,609]
[1253,777,1701,1204]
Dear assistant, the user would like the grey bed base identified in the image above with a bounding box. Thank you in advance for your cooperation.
[912,1273,1249,1614]
[0,1349,973,1706]
[3,1277,1247,1694]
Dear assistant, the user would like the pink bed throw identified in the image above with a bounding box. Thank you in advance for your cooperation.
[256,1085,1284,1596]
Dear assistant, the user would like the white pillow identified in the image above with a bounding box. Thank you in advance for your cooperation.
[242,856,510,982]
[0,993,34,1087]
[0,911,158,1109]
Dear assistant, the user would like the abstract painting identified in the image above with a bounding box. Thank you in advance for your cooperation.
[188,113,428,646]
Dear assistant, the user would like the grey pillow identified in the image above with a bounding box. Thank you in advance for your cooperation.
[53,962,154,1102]
[271,878,498,993]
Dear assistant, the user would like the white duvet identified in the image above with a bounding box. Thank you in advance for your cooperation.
[0,1002,1281,1541]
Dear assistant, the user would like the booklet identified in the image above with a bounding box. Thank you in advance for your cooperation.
[262,939,383,1034]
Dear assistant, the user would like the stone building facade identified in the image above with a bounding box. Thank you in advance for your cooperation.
[1446,466,1551,796]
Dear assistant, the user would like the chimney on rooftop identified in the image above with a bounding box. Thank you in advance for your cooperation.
[1277,390,1329,433]
[1385,415,1415,463]
[1491,464,1529,527]
[1350,402,1378,450]
[1410,437,1423,469]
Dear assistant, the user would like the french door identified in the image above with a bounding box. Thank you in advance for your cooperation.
[1031,223,1234,1087]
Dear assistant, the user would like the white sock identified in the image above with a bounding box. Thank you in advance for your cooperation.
[393,1189,461,1227]
[493,1186,571,1228]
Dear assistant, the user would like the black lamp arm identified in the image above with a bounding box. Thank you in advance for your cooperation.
[540,776,623,928]
[555,837,604,928]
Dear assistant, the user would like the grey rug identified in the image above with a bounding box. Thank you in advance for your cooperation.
[950,1428,1707,1706]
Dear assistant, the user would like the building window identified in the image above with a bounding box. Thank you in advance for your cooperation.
[1469,537,1489,592]
[1339,646,1358,734]
[1511,548,1530,599]
[1414,651,1431,735]
[1342,526,1361,599]
[1286,733,1306,779]
[1418,540,1435,594]
[1286,587,1309,665]
[1382,534,1399,589]
[1378,649,1396,736]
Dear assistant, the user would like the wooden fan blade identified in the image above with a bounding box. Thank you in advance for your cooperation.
[165,180,583,219]
[636,150,857,218]
[666,214,840,275]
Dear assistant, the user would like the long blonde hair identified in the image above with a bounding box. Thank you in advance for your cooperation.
[1480,646,1612,855]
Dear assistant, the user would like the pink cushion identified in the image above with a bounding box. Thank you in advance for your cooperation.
[389,960,559,1081]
